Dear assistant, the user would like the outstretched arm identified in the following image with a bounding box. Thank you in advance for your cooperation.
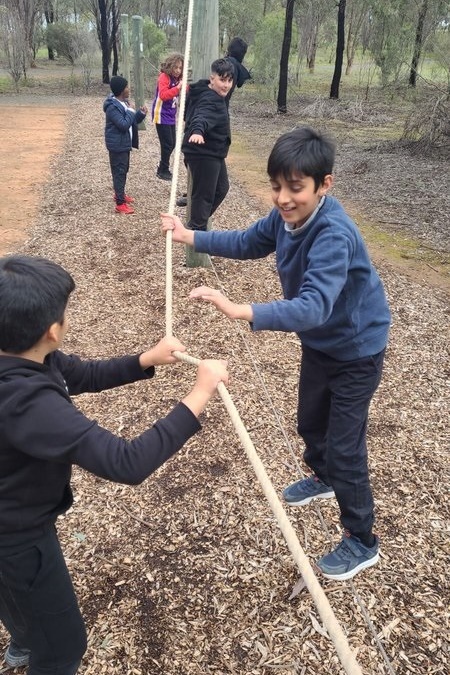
[189,286,253,323]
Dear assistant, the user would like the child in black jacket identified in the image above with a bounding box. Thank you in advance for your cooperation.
[0,254,228,672]
[181,58,234,231]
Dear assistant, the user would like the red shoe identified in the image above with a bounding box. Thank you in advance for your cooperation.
[113,193,135,204]
[115,203,135,214]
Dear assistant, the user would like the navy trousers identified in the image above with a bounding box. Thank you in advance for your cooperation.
[185,156,229,231]
[297,345,385,536]
[0,526,87,674]
[109,150,130,205]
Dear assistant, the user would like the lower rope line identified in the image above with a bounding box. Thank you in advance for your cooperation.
[173,351,363,675]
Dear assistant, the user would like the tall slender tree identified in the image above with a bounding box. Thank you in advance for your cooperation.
[277,0,296,113]
[330,0,346,99]
[409,0,429,86]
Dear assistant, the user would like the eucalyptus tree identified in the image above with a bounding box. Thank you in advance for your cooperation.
[330,0,346,98]
[277,0,296,113]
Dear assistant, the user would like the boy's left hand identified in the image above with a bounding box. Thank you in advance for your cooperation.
[189,286,253,322]
[140,105,148,114]
[139,336,186,369]
[188,133,205,144]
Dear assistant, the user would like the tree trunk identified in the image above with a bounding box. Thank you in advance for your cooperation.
[111,0,119,76]
[44,8,55,60]
[99,0,110,83]
[277,0,295,114]
[330,0,346,99]
[409,0,428,87]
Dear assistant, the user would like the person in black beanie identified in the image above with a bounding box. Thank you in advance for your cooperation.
[225,37,251,108]
[103,76,148,214]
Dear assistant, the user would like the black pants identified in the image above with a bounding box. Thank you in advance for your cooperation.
[109,150,130,205]
[0,526,87,674]
[155,124,176,172]
[297,345,385,536]
[185,156,229,231]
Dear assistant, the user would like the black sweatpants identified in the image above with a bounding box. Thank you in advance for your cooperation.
[109,150,130,205]
[185,156,229,231]
[297,345,385,536]
[155,124,176,173]
[0,526,87,674]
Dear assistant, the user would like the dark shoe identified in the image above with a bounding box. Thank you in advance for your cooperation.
[176,195,188,207]
[5,641,31,667]
[317,531,379,581]
[156,169,172,181]
[282,475,335,506]
[115,203,135,214]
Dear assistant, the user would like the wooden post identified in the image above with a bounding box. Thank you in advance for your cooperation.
[131,15,145,129]
[185,0,219,268]
[120,14,130,83]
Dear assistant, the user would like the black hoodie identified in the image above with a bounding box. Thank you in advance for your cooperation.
[0,351,200,538]
[182,79,231,160]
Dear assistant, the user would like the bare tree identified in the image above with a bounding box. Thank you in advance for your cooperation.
[1,0,43,68]
[83,0,122,83]
[0,6,28,89]
[409,0,429,87]
[330,0,346,99]
[277,0,296,113]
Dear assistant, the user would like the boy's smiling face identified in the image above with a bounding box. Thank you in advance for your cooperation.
[209,73,233,97]
[270,172,333,228]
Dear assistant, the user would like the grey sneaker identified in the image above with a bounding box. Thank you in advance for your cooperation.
[282,475,335,505]
[5,640,31,667]
[317,531,380,581]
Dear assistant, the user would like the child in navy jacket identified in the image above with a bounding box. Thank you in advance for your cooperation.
[162,126,391,582]
[103,76,148,214]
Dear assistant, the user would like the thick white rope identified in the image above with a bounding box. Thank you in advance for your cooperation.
[165,0,195,337]
[162,3,364,672]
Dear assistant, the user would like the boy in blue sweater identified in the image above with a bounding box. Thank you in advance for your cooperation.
[161,126,391,581]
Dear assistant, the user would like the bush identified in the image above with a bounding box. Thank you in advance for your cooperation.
[46,22,94,65]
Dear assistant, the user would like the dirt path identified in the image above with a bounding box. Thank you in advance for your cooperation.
[0,98,448,675]
[0,105,68,255]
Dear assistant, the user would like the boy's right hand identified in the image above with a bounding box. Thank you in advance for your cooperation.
[182,359,229,417]
[161,213,194,246]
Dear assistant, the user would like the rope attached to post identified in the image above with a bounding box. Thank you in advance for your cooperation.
[165,0,195,338]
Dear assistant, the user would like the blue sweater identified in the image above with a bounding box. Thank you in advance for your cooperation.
[194,196,391,361]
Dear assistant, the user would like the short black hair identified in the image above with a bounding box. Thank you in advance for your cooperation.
[211,58,234,81]
[226,37,248,63]
[0,255,75,353]
[267,126,335,191]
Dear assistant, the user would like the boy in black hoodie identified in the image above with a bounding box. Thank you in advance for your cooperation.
[181,58,234,231]
[0,255,228,673]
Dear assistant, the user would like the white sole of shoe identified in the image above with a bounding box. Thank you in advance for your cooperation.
[284,490,335,506]
[319,551,380,581]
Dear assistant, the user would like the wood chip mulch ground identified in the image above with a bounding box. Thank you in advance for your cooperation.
[0,96,448,675]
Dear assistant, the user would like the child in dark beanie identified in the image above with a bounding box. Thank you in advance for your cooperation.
[225,37,251,106]
[103,76,148,214]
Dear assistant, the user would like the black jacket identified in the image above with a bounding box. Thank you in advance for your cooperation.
[0,351,200,537]
[225,56,251,105]
[182,80,231,160]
